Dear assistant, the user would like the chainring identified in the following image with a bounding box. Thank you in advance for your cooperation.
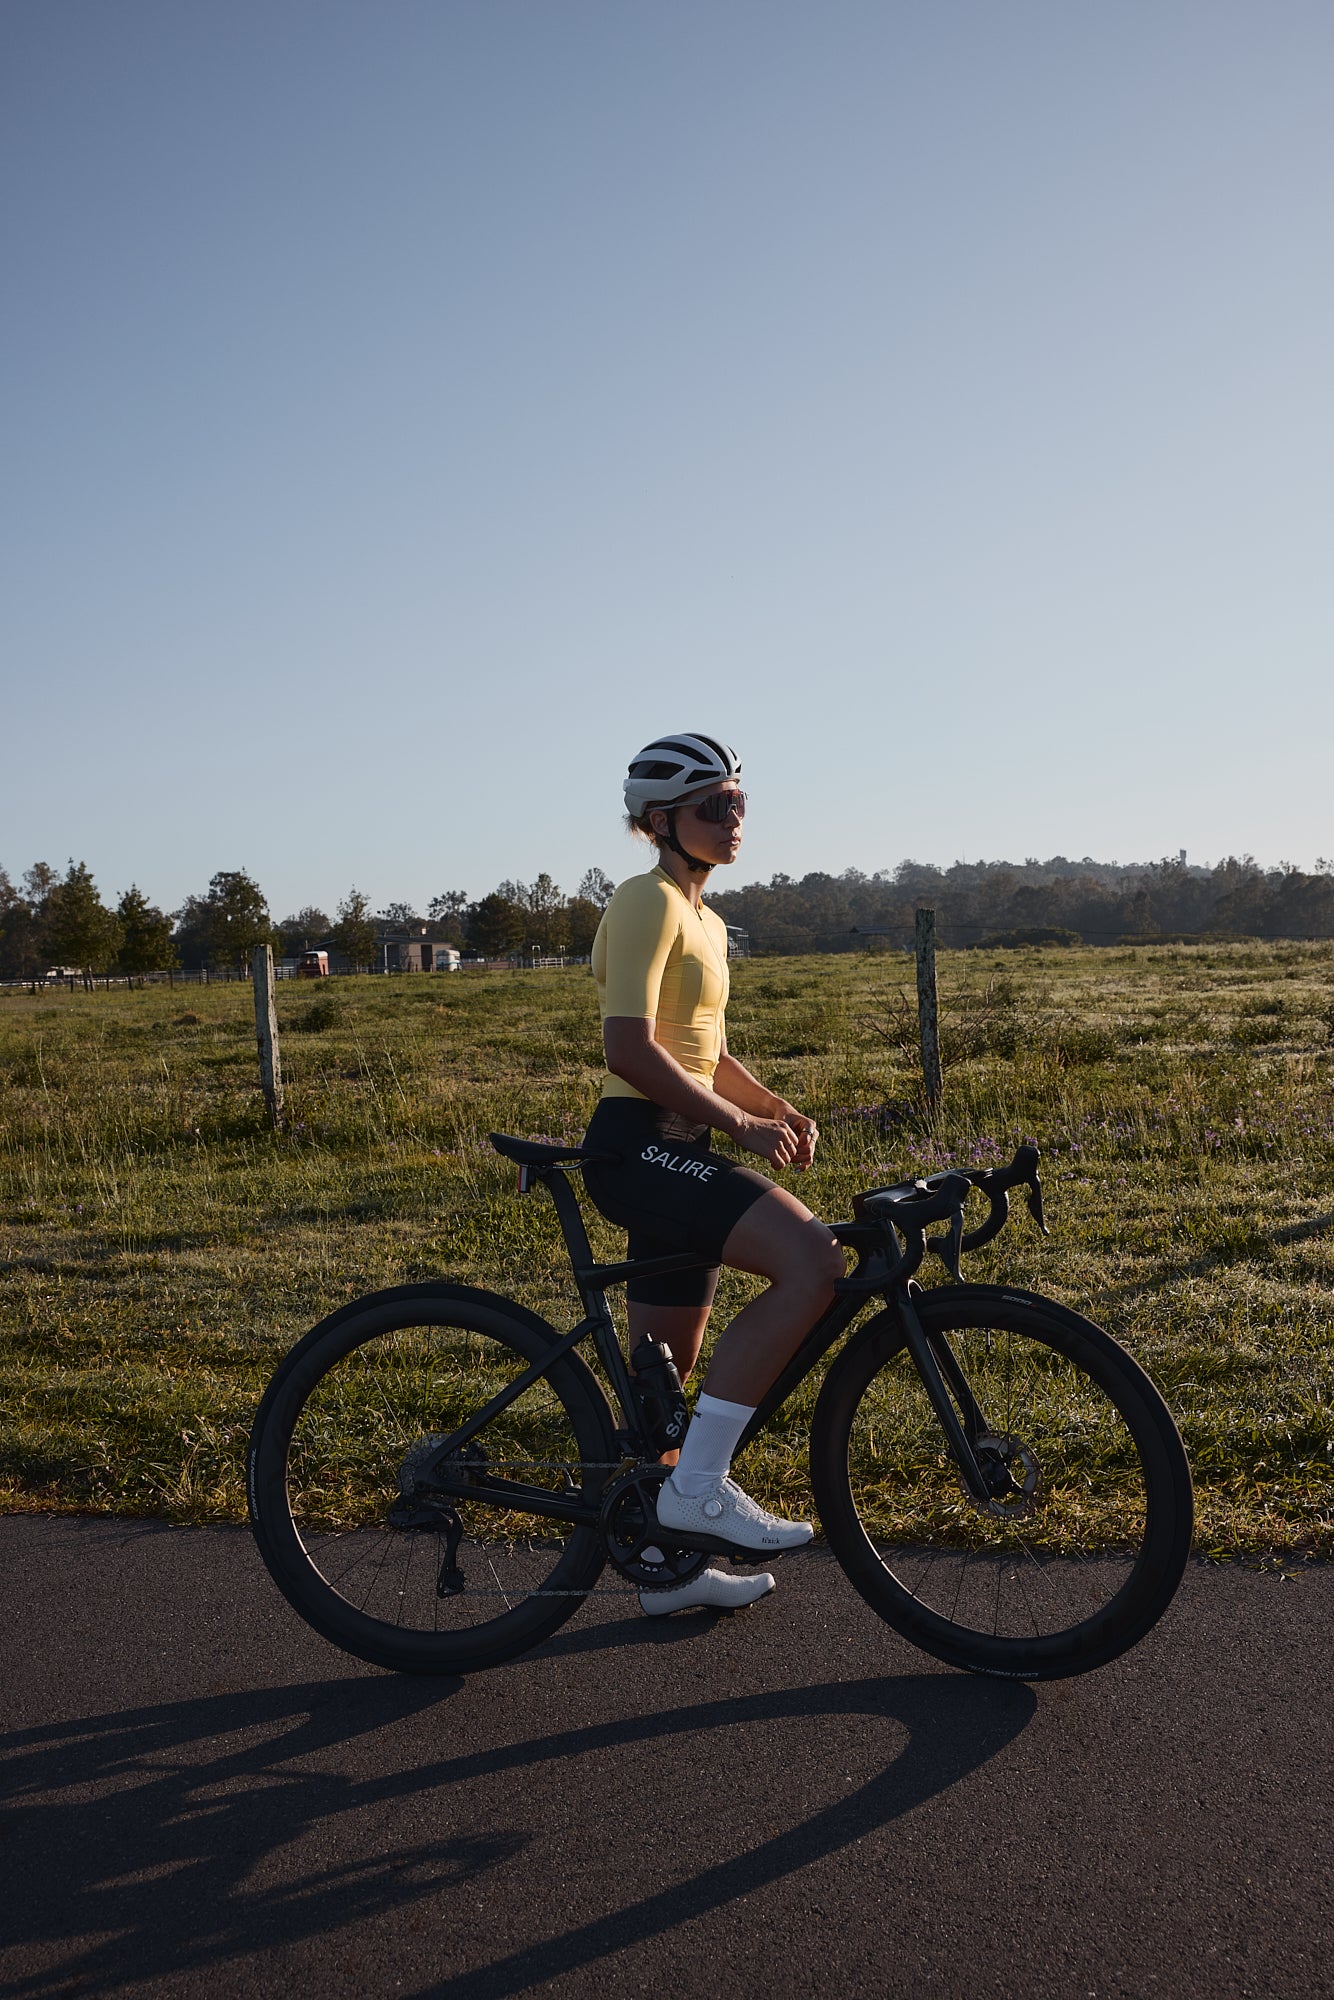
[599,1464,710,1592]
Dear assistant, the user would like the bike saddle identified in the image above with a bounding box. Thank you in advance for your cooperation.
[489,1133,610,1169]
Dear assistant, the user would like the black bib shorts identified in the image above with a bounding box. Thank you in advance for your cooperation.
[581,1098,773,1308]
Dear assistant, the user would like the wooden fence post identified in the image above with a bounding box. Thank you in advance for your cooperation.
[252,944,284,1128]
[915,907,943,1112]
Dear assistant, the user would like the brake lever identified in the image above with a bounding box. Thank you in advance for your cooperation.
[1026,1172,1049,1235]
[926,1204,964,1280]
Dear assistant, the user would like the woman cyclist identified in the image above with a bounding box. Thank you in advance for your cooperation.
[582,733,845,1617]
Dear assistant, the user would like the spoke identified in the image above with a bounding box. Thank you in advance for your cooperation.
[1006,1552,1043,1637]
[316,1530,393,1591]
[487,1552,514,1610]
[947,1546,971,1625]
[356,1524,398,1614]
[396,1530,415,1627]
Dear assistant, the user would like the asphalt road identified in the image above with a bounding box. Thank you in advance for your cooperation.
[1,1516,1330,2000]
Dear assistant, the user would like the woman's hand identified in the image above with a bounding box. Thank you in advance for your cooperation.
[730,1106,819,1171]
[776,1104,819,1170]
[731,1112,803,1170]
[786,1111,819,1170]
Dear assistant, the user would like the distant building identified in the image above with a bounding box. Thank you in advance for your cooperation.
[725,925,750,959]
[375,921,463,972]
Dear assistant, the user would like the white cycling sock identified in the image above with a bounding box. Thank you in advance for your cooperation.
[669,1392,756,1497]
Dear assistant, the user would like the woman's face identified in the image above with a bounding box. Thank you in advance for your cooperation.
[651,781,744,867]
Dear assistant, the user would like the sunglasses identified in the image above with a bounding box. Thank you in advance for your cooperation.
[687,789,747,823]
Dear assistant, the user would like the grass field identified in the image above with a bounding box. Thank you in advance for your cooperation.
[2,942,1332,1555]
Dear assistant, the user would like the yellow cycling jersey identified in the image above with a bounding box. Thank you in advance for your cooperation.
[591,866,731,1100]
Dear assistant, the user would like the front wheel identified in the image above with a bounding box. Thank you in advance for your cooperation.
[810,1286,1193,1679]
[248,1284,617,1675]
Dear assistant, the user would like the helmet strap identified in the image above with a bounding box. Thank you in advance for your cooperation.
[662,808,713,875]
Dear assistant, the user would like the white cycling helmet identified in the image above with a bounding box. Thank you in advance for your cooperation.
[623,733,742,816]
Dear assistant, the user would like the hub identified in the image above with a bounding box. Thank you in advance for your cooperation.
[969,1432,1041,1520]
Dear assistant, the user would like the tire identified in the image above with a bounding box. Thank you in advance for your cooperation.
[810,1286,1193,1680]
[248,1284,617,1675]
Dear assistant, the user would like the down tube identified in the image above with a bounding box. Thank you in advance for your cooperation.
[735,1293,868,1455]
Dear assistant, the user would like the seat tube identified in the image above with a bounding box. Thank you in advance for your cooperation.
[542,1171,637,1425]
[543,1173,598,1300]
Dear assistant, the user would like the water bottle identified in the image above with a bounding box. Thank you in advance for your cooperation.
[629,1337,690,1455]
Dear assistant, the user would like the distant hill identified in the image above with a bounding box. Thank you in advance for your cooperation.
[705,855,1334,953]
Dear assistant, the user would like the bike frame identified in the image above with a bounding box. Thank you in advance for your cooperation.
[425,1163,1002,1525]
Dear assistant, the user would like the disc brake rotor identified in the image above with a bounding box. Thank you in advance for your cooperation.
[969,1432,1041,1520]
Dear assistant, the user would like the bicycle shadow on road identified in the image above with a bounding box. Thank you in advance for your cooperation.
[0,1672,467,1998]
[404,1671,1036,2000]
[0,1663,1034,1998]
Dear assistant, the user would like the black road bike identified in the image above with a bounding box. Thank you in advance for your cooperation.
[247,1137,1193,1682]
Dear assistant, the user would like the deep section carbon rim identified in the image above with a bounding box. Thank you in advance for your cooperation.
[814,1288,1191,1676]
[249,1288,613,1670]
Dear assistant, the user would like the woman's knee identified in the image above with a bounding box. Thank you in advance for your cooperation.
[785,1219,845,1299]
[725,1199,844,1297]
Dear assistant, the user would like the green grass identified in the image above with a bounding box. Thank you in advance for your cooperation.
[2,942,1332,1554]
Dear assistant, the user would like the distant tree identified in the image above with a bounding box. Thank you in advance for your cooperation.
[24,862,59,906]
[0,868,40,979]
[565,896,602,955]
[331,887,378,969]
[467,892,525,957]
[427,889,468,941]
[115,885,177,974]
[379,900,421,928]
[44,861,122,972]
[276,906,332,957]
[521,873,568,954]
[171,894,214,971]
[0,861,59,978]
[577,867,615,909]
[178,869,272,971]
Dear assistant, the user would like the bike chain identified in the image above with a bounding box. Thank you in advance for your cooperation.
[421,1457,714,1596]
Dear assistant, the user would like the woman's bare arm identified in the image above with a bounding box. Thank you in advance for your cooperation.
[712,1051,786,1116]
[602,1019,801,1168]
[714,1049,819,1169]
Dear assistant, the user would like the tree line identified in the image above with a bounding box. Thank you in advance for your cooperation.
[705,853,1334,952]
[4,850,1332,980]
[0,862,619,978]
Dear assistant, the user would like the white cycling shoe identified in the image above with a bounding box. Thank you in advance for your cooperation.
[638,1567,776,1616]
[653,1474,815,1554]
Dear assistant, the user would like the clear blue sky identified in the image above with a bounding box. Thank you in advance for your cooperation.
[4,0,1331,921]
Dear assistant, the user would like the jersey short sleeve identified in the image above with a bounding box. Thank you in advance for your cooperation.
[594,872,680,1019]
[591,867,730,1100]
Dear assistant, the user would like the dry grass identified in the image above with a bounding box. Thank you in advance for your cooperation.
[2,940,1332,1553]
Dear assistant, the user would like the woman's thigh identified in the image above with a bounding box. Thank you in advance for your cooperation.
[720,1183,844,1286]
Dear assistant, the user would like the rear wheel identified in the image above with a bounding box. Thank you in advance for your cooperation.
[811,1286,1193,1679]
[248,1284,617,1674]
